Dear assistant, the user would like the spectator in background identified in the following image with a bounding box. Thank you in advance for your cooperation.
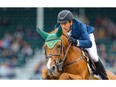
[0,40,2,47]
[2,32,12,49]
[10,39,20,54]
[21,42,33,58]
[97,27,106,40]
[2,49,11,63]
[10,56,18,68]
[0,62,15,79]
[106,55,115,67]
[95,15,102,28]
[102,17,116,40]
[14,25,24,39]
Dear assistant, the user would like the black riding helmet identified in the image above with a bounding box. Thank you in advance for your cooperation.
[57,10,74,23]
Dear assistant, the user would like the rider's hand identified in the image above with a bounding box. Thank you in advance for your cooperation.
[68,37,78,46]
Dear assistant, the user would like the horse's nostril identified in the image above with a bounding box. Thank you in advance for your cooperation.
[52,66,56,72]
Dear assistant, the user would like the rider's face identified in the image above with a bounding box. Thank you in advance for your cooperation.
[60,21,73,32]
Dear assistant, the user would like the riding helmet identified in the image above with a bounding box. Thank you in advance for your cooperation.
[57,10,74,23]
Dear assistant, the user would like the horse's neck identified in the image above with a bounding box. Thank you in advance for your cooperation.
[65,46,82,62]
[61,35,82,62]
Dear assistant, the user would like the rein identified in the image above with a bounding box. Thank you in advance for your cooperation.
[57,43,71,71]
[61,47,89,71]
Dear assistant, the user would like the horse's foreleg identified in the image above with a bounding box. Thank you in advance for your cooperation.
[59,73,82,80]
[42,68,48,79]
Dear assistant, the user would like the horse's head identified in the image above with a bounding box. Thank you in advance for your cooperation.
[37,26,69,77]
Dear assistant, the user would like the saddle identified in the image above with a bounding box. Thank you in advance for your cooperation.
[82,49,99,76]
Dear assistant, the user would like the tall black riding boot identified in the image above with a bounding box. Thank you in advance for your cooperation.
[94,59,109,80]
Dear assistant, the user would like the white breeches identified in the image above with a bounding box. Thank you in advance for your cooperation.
[85,33,99,62]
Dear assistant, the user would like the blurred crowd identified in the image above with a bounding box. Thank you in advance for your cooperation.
[0,27,34,79]
[94,15,116,69]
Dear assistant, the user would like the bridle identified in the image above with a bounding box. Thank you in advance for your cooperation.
[44,34,86,72]
[44,38,64,71]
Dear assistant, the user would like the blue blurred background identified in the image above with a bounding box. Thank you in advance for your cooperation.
[0,8,115,79]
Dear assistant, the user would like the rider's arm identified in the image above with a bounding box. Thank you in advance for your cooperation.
[77,23,92,48]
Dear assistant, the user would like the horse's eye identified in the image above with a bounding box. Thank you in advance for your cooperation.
[57,45,61,48]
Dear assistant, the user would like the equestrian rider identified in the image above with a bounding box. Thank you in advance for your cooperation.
[54,10,109,80]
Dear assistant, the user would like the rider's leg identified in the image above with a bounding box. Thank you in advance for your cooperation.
[85,33,108,80]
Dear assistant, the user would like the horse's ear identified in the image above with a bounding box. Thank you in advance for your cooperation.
[37,28,48,40]
[56,26,62,37]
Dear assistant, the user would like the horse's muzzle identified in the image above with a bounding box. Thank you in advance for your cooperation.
[47,65,57,76]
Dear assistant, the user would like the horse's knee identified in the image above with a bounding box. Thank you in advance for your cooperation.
[59,73,70,80]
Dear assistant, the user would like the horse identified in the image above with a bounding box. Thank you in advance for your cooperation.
[37,26,116,80]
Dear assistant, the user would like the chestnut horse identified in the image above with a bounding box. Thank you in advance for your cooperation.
[37,26,116,80]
